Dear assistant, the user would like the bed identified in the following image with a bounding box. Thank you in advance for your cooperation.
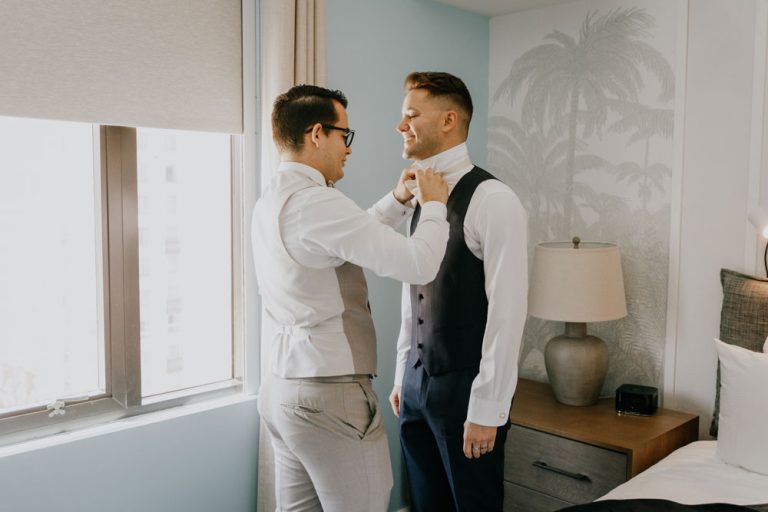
[591,441,768,510]
[558,269,768,512]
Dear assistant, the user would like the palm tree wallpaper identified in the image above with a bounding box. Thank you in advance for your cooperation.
[488,0,677,394]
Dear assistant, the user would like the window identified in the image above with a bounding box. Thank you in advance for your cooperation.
[136,129,233,397]
[0,118,245,445]
[0,117,103,416]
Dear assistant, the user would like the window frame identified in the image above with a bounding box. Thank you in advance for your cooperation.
[0,125,251,448]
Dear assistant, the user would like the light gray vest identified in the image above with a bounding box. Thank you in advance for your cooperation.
[251,168,377,377]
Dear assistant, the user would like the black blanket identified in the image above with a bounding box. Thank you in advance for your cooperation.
[559,499,768,512]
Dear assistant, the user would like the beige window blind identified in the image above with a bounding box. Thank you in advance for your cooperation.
[0,0,243,133]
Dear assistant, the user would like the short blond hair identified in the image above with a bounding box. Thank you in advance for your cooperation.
[405,71,473,133]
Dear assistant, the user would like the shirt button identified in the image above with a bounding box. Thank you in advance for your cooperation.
[498,412,506,419]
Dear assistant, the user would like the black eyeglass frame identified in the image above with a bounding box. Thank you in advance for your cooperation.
[305,124,355,147]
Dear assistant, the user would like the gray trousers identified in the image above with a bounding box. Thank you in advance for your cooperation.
[258,374,393,512]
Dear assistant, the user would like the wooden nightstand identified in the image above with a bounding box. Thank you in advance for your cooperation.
[503,379,698,512]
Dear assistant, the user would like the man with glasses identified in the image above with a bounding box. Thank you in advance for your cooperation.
[388,72,528,511]
[252,84,449,512]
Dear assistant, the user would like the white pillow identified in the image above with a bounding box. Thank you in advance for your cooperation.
[714,338,768,475]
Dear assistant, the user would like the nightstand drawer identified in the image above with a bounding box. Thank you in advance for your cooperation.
[505,424,627,503]
[503,481,570,512]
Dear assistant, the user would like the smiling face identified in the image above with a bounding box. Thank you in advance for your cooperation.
[314,100,352,185]
[397,89,447,161]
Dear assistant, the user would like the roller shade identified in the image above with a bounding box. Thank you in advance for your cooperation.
[0,0,243,133]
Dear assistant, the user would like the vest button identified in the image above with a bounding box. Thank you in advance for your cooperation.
[418,293,424,300]
[418,318,424,325]
[417,343,423,349]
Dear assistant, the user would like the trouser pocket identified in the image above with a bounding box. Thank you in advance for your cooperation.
[346,381,383,440]
[280,380,383,442]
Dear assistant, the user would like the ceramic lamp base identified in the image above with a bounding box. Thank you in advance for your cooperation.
[544,322,608,406]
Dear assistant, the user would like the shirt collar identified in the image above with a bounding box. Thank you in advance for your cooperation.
[277,161,330,187]
[412,142,473,188]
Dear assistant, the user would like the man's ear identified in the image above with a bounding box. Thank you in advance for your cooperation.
[441,110,458,133]
[309,123,323,148]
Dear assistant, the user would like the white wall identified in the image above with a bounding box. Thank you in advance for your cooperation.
[487,0,767,439]
[488,0,677,397]
[668,0,763,437]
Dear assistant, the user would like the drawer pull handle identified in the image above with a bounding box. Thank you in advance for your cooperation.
[532,460,592,483]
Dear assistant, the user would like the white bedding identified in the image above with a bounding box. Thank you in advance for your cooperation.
[599,441,768,505]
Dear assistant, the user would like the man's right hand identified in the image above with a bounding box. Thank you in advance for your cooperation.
[389,385,402,417]
[415,167,448,205]
[393,166,417,204]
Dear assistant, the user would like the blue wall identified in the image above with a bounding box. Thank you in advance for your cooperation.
[326,1,489,510]
[0,399,260,512]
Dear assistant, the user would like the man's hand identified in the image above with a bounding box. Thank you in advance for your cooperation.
[389,385,402,417]
[393,166,416,204]
[462,421,497,459]
[415,167,448,205]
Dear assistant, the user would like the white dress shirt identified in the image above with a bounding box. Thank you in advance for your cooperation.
[394,143,528,427]
[252,161,449,378]
[278,163,446,282]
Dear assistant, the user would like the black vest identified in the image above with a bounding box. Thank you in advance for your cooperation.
[409,166,496,376]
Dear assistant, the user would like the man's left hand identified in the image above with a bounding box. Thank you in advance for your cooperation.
[462,421,497,459]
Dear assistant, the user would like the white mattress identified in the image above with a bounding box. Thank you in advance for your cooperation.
[599,441,768,505]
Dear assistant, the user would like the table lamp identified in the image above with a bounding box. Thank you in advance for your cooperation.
[528,237,627,406]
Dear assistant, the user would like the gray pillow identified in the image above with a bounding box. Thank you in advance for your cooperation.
[711,268,768,437]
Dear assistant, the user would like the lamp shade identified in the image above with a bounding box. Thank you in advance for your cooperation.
[749,207,768,238]
[529,241,627,323]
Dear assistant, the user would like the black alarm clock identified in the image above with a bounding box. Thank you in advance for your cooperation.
[615,384,658,416]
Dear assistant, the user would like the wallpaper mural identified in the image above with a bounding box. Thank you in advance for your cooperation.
[488,0,677,394]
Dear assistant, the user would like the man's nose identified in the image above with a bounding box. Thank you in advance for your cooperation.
[396,118,408,133]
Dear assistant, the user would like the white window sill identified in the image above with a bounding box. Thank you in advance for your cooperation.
[0,392,258,459]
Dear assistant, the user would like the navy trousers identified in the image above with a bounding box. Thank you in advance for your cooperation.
[399,360,509,512]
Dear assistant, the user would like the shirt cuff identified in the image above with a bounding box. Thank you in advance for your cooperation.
[394,364,406,387]
[419,201,447,219]
[467,395,511,427]
[385,191,415,216]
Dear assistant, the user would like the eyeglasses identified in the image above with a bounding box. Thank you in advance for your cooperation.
[305,124,355,147]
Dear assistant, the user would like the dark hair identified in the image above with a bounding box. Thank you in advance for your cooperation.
[272,84,348,152]
[405,71,473,131]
